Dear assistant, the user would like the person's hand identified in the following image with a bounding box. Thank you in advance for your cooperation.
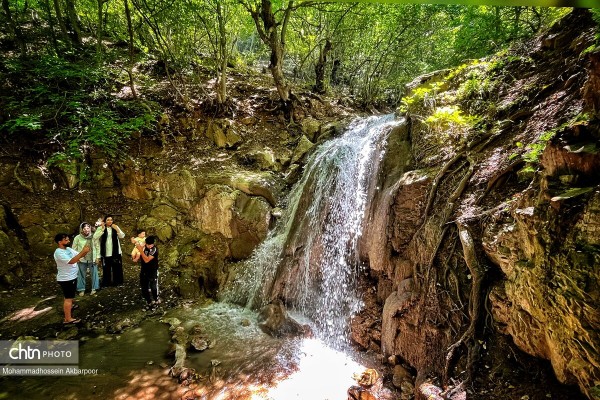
[112,224,120,232]
[82,245,90,254]
[96,258,102,267]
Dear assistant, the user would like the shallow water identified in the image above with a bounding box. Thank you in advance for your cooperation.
[0,302,388,400]
[0,319,175,399]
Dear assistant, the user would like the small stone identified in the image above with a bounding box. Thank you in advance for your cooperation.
[352,368,379,387]
[190,336,208,351]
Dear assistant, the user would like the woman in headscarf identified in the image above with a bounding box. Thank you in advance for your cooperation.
[93,215,126,287]
[72,222,100,295]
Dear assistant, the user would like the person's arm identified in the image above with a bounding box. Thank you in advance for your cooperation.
[136,244,154,263]
[57,246,90,264]
[92,226,103,264]
[93,225,104,239]
[112,224,125,238]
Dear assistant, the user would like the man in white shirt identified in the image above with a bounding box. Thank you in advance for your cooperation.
[93,215,126,287]
[54,233,90,324]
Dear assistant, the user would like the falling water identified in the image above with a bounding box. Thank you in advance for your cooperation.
[225,114,399,348]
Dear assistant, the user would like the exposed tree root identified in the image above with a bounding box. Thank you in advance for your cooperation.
[443,220,486,385]
[421,157,474,291]
[422,152,464,219]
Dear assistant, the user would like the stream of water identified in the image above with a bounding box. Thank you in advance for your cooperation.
[225,114,398,348]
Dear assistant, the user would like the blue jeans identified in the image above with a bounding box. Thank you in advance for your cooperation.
[77,261,100,292]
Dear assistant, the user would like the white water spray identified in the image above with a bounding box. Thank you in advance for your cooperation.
[226,114,399,348]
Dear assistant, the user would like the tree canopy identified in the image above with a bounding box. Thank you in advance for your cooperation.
[0,0,569,163]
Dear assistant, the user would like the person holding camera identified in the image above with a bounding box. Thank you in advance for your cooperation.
[54,233,90,324]
[93,215,126,287]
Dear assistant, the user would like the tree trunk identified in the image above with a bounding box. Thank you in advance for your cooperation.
[247,0,293,105]
[314,39,331,94]
[124,0,137,98]
[215,1,227,105]
[2,0,27,56]
[43,0,60,55]
[269,41,290,103]
[65,0,82,46]
[52,0,70,45]
[96,0,105,62]
[331,59,340,85]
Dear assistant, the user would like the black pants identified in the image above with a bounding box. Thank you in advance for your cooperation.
[102,254,123,287]
[140,268,158,303]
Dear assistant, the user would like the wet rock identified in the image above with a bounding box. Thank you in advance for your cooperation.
[347,385,377,400]
[160,317,182,328]
[316,121,343,143]
[392,364,412,389]
[240,318,251,327]
[353,368,379,387]
[419,382,443,400]
[482,190,600,397]
[290,135,314,164]
[189,335,208,351]
[301,117,321,142]
[190,324,202,334]
[257,300,310,338]
[172,326,188,344]
[172,343,187,373]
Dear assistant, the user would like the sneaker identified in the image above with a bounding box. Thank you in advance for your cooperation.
[78,291,85,297]
[90,290,96,295]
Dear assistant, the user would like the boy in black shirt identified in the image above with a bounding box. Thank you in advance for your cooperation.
[133,235,159,309]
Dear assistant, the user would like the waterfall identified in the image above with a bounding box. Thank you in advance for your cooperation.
[225,114,399,347]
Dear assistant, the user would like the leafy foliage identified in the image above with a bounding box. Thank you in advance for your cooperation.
[0,0,576,166]
[0,54,158,167]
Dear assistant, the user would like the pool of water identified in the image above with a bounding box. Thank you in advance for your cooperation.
[0,302,390,400]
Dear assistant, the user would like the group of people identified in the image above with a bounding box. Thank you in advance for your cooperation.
[53,215,160,324]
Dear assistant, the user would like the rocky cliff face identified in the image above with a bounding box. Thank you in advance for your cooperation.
[355,9,599,399]
[0,100,349,297]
